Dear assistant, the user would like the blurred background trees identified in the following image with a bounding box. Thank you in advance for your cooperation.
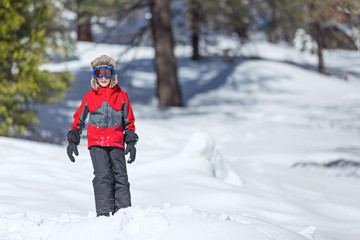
[303,0,360,73]
[1,0,359,136]
[256,0,360,73]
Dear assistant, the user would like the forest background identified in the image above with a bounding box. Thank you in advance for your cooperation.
[1,0,359,138]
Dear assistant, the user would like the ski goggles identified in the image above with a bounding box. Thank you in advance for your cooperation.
[92,68,115,79]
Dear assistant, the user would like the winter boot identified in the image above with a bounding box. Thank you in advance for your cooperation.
[96,212,110,217]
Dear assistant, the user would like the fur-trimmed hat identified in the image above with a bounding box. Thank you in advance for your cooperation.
[90,55,118,91]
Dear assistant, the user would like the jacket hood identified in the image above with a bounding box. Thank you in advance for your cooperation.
[90,55,118,91]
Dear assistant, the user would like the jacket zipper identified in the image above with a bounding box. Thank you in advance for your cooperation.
[106,87,109,129]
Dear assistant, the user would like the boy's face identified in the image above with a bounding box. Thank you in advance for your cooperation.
[97,76,111,88]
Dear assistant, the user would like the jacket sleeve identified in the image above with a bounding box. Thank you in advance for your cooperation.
[122,92,135,133]
[70,95,89,134]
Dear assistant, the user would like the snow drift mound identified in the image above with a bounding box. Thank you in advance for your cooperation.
[0,204,310,240]
[181,132,242,185]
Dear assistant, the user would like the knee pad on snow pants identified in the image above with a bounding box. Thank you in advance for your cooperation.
[89,146,131,215]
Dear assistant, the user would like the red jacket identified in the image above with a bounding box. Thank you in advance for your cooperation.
[71,85,135,149]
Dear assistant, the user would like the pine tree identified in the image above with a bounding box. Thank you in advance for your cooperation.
[0,0,74,136]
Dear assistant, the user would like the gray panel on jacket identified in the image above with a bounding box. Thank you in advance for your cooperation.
[89,101,124,129]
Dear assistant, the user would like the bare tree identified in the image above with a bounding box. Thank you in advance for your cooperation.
[149,0,183,107]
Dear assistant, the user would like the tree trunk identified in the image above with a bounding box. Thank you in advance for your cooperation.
[77,0,92,42]
[77,17,92,42]
[314,22,325,74]
[308,1,325,74]
[268,0,278,43]
[149,0,183,107]
[190,0,201,61]
[268,31,277,43]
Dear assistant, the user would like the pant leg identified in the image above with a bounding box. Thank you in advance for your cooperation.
[108,147,131,212]
[89,146,114,214]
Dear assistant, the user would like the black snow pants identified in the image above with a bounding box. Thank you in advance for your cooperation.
[89,146,131,215]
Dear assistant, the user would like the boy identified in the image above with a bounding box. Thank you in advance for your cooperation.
[66,55,138,216]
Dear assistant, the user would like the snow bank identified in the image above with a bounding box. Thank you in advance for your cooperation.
[0,204,309,240]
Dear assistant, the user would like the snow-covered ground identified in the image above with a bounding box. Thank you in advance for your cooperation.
[1,40,360,240]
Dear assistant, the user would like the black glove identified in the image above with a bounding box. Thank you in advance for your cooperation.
[66,129,80,162]
[124,130,138,164]
[125,141,136,164]
[67,143,78,162]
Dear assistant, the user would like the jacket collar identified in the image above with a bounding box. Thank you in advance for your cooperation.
[92,84,120,94]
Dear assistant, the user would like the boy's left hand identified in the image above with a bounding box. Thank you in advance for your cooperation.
[67,143,79,162]
[125,142,136,164]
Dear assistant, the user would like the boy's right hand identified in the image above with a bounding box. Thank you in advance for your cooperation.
[124,130,139,164]
[66,129,80,162]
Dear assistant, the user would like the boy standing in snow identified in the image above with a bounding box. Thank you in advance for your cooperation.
[66,55,138,217]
